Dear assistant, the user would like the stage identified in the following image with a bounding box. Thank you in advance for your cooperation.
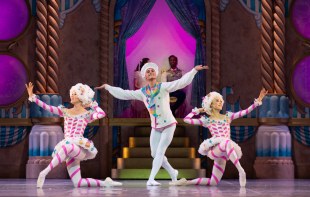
[0,179,309,197]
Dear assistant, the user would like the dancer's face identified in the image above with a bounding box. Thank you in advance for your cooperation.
[211,96,223,111]
[145,68,157,80]
[70,91,81,105]
[169,56,178,69]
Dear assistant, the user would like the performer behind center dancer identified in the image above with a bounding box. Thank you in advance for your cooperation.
[96,62,208,186]
[173,89,267,187]
[25,82,122,188]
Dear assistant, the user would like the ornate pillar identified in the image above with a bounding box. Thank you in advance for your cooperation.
[27,0,65,179]
[47,0,60,93]
[254,94,294,178]
[254,0,292,179]
[35,0,48,94]
[260,0,274,93]
[211,0,221,91]
[99,0,111,178]
[273,0,286,94]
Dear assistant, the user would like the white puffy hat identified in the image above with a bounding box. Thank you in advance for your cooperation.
[140,62,159,78]
[202,91,224,115]
[70,83,95,106]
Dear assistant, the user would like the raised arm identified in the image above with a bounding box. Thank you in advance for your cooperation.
[87,101,106,123]
[29,95,64,116]
[163,68,197,92]
[103,85,143,101]
[183,108,204,126]
[163,65,208,93]
[229,88,268,120]
[229,102,260,121]
[26,82,63,116]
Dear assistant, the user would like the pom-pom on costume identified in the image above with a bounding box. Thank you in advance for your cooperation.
[182,96,262,187]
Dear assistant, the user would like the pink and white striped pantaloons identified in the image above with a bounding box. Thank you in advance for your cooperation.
[40,144,106,187]
[189,140,245,186]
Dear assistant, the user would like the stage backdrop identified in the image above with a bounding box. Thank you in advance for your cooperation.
[125,0,196,106]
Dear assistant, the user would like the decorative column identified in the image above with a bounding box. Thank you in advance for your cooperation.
[35,0,48,94]
[99,0,112,178]
[254,95,294,178]
[273,0,286,94]
[211,0,221,91]
[27,0,66,179]
[254,0,292,179]
[260,0,274,93]
[47,0,60,93]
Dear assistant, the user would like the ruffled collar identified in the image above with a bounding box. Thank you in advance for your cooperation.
[60,105,92,119]
[204,113,230,124]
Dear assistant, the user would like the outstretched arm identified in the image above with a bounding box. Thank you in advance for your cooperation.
[26,82,63,116]
[183,108,204,126]
[87,101,106,123]
[229,88,268,120]
[96,84,143,101]
[163,65,208,93]
[229,102,260,121]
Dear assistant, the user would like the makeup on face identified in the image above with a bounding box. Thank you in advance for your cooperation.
[145,68,156,80]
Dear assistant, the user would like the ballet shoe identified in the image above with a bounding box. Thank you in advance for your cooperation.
[146,180,161,186]
[37,172,47,188]
[103,177,123,187]
[239,172,246,187]
[169,178,187,186]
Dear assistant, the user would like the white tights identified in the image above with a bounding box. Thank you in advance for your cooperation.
[148,124,177,182]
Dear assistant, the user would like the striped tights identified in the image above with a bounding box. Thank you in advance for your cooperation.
[188,140,245,186]
[39,144,108,187]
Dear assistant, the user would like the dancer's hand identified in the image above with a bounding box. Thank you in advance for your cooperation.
[84,101,98,108]
[25,82,34,97]
[198,108,205,113]
[257,88,268,102]
[195,65,209,71]
[95,84,107,90]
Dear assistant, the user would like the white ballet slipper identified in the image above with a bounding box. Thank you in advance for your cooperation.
[169,178,188,186]
[36,172,46,188]
[146,180,161,186]
[102,177,123,187]
[239,172,246,187]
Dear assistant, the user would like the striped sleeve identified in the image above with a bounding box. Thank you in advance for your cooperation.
[30,96,64,117]
[183,108,204,126]
[87,102,106,123]
[228,99,261,120]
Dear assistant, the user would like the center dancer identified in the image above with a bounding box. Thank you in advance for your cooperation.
[96,62,208,186]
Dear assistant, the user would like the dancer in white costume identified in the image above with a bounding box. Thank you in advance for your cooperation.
[25,82,122,188]
[173,89,268,187]
[96,63,208,186]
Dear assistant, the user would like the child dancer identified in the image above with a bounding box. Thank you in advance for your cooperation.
[174,89,267,187]
[25,82,122,188]
[96,63,208,186]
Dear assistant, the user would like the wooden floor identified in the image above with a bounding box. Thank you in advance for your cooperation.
[0,179,310,197]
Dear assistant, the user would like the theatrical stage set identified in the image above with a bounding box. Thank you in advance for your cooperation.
[0,0,309,196]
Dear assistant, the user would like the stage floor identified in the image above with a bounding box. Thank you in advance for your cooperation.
[0,179,309,197]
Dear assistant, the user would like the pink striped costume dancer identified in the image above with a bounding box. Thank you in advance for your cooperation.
[25,82,122,188]
[173,89,267,187]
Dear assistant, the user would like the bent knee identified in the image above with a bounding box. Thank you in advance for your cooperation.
[216,159,226,165]
[151,151,156,158]
[225,140,235,151]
